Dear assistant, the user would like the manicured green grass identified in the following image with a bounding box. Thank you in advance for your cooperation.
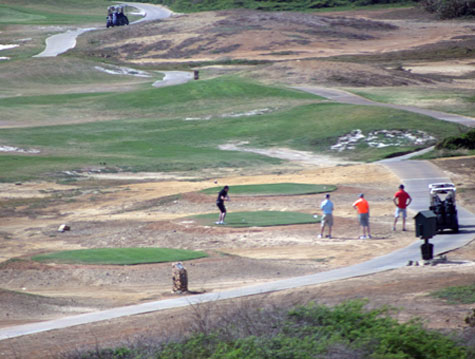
[0,76,317,126]
[0,0,112,25]
[31,247,208,265]
[350,87,475,118]
[431,284,475,304]
[201,183,336,196]
[193,211,320,227]
[0,76,466,181]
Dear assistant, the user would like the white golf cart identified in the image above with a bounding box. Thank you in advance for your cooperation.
[428,182,459,233]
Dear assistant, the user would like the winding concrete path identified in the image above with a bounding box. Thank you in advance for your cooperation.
[295,86,475,128]
[34,3,172,57]
[152,71,194,87]
[4,5,473,344]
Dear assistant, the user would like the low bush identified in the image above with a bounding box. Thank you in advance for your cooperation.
[419,0,475,18]
[68,300,471,359]
[435,129,475,150]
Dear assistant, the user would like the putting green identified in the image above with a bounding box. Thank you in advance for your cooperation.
[31,247,208,265]
[193,211,320,227]
[201,183,336,196]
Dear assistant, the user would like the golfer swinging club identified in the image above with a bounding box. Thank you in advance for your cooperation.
[216,185,230,225]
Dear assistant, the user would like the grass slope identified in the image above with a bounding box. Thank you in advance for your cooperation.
[31,247,208,265]
[0,58,157,97]
[201,183,336,196]
[137,0,413,12]
[0,0,113,25]
[0,77,466,182]
[350,87,475,118]
[193,211,320,227]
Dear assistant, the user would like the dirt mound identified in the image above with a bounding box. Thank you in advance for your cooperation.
[79,9,401,64]
[250,59,436,87]
[76,7,475,89]
[0,288,95,327]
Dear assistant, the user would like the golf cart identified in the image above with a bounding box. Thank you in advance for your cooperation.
[428,182,459,233]
[106,5,129,28]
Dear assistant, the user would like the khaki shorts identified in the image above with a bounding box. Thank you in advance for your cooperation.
[322,213,333,227]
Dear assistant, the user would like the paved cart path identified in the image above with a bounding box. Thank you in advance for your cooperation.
[295,86,475,128]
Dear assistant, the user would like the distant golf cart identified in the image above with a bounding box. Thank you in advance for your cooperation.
[429,183,459,233]
[106,5,129,28]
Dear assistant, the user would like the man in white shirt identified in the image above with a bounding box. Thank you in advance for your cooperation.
[319,193,334,239]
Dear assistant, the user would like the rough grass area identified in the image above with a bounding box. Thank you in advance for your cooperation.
[431,284,475,304]
[0,58,157,97]
[31,247,208,265]
[201,183,336,196]
[193,211,320,227]
[350,87,475,118]
[137,0,413,12]
[69,300,470,359]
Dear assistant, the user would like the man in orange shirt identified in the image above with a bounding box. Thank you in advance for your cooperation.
[352,193,371,239]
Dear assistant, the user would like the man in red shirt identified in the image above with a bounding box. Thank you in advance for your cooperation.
[393,184,412,231]
[352,193,371,239]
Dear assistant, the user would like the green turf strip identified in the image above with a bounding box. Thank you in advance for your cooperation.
[31,247,208,265]
[193,211,320,227]
[201,183,336,196]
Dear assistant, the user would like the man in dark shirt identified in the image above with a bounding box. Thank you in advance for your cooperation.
[216,185,230,224]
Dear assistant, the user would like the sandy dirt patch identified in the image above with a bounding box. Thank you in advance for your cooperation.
[80,8,475,67]
[404,59,475,76]
[219,142,358,165]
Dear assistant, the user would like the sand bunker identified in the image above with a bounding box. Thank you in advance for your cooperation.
[219,141,353,166]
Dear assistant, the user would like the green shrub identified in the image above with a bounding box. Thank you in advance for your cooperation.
[420,0,475,18]
[435,129,475,150]
[71,300,470,359]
